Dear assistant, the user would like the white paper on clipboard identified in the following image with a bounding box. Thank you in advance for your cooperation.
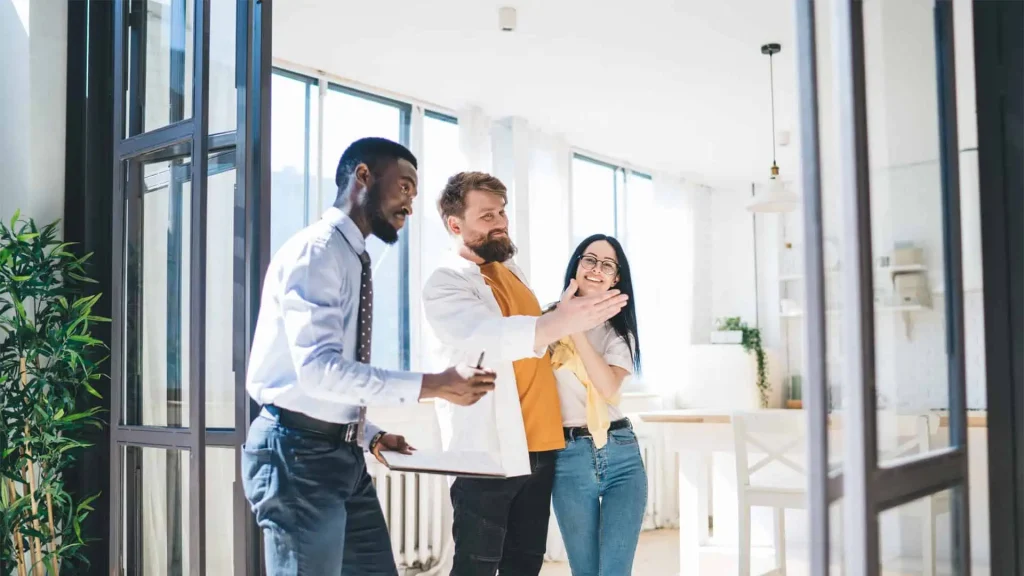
[380,449,507,478]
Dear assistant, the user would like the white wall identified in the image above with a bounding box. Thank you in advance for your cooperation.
[0,0,67,228]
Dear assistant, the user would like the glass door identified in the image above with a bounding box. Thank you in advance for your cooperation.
[797,0,972,573]
[108,1,269,574]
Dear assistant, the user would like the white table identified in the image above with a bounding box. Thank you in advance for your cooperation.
[637,409,986,575]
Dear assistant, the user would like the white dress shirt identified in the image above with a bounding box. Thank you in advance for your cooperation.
[422,251,544,478]
[246,207,423,450]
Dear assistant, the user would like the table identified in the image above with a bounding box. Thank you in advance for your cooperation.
[637,409,987,574]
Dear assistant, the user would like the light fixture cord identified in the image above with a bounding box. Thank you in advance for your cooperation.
[770,51,777,167]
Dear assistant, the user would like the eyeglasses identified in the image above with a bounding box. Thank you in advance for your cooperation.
[579,254,619,276]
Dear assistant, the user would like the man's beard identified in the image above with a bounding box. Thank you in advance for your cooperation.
[467,230,517,263]
[366,181,400,245]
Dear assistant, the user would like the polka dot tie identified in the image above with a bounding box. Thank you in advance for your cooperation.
[356,250,372,446]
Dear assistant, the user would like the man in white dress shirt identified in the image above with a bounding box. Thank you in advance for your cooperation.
[242,138,497,576]
[423,172,628,575]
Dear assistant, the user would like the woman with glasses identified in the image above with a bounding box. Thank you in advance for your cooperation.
[547,233,645,576]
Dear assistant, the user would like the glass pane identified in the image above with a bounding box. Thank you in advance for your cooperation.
[321,86,408,370]
[206,447,235,575]
[125,157,192,427]
[860,0,953,463]
[878,488,967,574]
[205,152,237,428]
[122,445,190,576]
[420,113,463,370]
[208,0,237,134]
[571,156,616,247]
[270,72,317,256]
[623,173,655,386]
[139,0,195,134]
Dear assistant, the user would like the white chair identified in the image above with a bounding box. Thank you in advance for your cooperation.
[732,411,948,576]
[732,410,808,576]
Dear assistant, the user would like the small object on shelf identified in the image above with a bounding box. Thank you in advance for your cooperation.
[788,374,802,401]
[786,400,803,409]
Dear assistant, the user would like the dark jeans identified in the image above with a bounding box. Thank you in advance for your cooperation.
[241,412,396,576]
[450,451,556,576]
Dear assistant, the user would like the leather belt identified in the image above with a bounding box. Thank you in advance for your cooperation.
[563,418,632,441]
[262,405,361,444]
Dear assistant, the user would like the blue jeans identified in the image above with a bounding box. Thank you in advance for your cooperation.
[241,412,396,576]
[551,427,647,576]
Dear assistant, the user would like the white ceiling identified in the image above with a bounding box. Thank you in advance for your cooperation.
[273,0,800,186]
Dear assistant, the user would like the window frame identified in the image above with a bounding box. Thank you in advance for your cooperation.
[569,151,653,256]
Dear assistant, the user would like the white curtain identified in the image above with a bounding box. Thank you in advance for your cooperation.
[527,129,572,307]
[457,105,493,173]
[626,173,706,403]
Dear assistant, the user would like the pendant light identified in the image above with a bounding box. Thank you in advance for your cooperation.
[748,43,799,213]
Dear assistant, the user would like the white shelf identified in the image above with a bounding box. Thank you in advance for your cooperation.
[779,274,803,282]
[879,264,926,275]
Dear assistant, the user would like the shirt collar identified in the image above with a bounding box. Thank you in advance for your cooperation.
[322,207,366,255]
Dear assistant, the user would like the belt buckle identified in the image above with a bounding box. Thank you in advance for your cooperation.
[344,424,356,444]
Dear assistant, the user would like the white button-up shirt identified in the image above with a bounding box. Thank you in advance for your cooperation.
[246,207,423,449]
[422,251,544,478]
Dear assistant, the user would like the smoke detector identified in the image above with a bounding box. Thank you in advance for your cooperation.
[499,7,516,32]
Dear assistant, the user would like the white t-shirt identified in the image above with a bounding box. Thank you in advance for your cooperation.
[553,322,635,427]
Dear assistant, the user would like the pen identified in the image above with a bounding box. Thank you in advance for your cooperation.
[476,351,486,369]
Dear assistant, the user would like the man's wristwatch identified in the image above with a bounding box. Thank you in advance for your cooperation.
[369,430,387,453]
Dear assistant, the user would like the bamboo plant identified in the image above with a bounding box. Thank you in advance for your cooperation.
[1,213,105,576]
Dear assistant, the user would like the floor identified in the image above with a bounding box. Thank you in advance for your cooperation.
[538,529,991,576]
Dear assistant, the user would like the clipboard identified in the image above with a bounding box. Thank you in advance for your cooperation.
[379,449,507,479]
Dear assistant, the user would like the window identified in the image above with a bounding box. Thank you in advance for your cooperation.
[269,71,422,372]
[570,154,652,250]
[571,155,619,246]
[270,70,318,255]
[419,112,464,370]
[321,85,412,371]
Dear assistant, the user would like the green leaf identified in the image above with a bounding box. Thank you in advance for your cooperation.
[16,232,39,242]
[82,381,102,399]
[11,209,20,228]
[67,272,98,284]
[11,275,31,281]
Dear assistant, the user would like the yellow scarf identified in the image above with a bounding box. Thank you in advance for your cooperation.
[550,337,620,449]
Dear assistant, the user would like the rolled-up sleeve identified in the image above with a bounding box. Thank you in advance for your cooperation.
[281,240,422,406]
[423,268,543,363]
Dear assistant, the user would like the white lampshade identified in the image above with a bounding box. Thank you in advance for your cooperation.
[747,175,799,213]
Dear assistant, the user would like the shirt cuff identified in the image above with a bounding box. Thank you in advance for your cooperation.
[361,420,383,451]
[385,371,424,405]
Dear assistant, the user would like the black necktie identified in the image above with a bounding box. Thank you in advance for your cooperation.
[355,250,372,445]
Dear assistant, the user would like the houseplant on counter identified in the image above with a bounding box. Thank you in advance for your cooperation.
[1,212,106,575]
[714,317,770,408]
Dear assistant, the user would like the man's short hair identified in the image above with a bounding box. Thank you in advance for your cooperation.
[437,172,508,228]
[335,137,417,189]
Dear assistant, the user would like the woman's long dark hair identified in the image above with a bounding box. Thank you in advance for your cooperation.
[562,234,641,373]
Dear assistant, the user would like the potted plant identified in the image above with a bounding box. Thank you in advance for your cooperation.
[713,317,770,408]
[1,212,106,575]
[710,316,744,344]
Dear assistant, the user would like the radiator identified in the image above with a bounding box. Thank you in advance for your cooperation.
[368,434,677,571]
[368,458,447,571]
